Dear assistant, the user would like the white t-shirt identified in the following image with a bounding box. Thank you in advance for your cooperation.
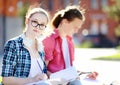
[29,56,44,77]
[22,34,44,77]
[62,37,71,68]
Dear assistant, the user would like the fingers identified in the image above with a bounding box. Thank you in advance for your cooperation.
[42,73,48,80]
[87,71,98,80]
[34,73,48,82]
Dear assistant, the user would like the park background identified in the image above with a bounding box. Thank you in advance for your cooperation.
[0,0,120,54]
[0,0,120,84]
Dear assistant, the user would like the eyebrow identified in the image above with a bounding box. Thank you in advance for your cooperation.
[31,19,46,24]
[31,19,38,21]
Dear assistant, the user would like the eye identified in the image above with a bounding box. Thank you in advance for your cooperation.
[40,24,45,27]
[31,20,38,24]
[31,20,38,27]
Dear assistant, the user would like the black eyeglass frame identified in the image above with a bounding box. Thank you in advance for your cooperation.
[31,20,47,30]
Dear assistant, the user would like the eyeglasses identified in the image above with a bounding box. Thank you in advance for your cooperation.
[31,20,46,30]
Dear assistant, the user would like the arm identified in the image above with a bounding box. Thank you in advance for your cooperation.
[78,71,98,80]
[2,40,47,84]
[2,73,48,85]
[45,60,52,78]
[43,36,55,77]
[2,77,34,85]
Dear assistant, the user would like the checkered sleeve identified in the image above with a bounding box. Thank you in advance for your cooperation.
[2,40,17,77]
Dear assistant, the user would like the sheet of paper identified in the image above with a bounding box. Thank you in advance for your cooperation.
[81,78,105,85]
[26,78,68,85]
[26,66,78,85]
[50,66,78,81]
[25,80,51,85]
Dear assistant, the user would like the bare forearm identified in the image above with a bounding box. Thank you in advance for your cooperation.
[2,77,34,85]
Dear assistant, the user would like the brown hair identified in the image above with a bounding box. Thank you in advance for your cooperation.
[52,5,85,28]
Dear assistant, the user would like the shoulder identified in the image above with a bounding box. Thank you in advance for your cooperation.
[43,34,55,48]
[43,32,56,43]
[4,34,23,48]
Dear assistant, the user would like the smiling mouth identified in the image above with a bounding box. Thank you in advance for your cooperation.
[33,28,39,32]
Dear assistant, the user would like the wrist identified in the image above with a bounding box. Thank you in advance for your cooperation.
[28,77,35,83]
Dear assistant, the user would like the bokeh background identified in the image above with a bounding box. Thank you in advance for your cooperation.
[0,0,120,54]
[0,0,120,84]
[0,0,120,53]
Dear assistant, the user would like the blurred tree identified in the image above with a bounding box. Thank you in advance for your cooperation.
[104,0,120,46]
[18,3,29,18]
[17,1,29,28]
[104,0,120,22]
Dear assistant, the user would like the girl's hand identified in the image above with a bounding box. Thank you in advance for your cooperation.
[33,73,48,82]
[87,71,98,80]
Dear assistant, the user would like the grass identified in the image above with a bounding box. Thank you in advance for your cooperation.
[75,41,93,48]
[92,53,120,61]
[0,76,2,84]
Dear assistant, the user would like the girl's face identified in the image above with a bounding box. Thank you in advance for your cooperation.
[27,12,48,38]
[63,18,83,36]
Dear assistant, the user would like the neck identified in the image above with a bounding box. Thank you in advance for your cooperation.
[25,31,35,41]
[24,31,38,49]
[58,25,66,37]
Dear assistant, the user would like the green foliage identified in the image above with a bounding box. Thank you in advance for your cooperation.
[103,0,120,22]
[116,45,120,50]
[115,25,120,37]
[92,53,120,61]
[0,76,2,84]
[17,2,29,28]
[17,2,29,17]
[75,41,93,48]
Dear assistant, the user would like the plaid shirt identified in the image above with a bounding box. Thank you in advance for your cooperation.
[1,34,46,78]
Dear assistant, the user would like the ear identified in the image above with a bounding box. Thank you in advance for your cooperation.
[25,18,29,25]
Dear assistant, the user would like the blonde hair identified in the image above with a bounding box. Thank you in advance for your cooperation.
[25,7,49,22]
[24,4,53,36]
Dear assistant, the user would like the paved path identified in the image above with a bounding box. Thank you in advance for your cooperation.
[74,48,120,85]
[75,48,118,60]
